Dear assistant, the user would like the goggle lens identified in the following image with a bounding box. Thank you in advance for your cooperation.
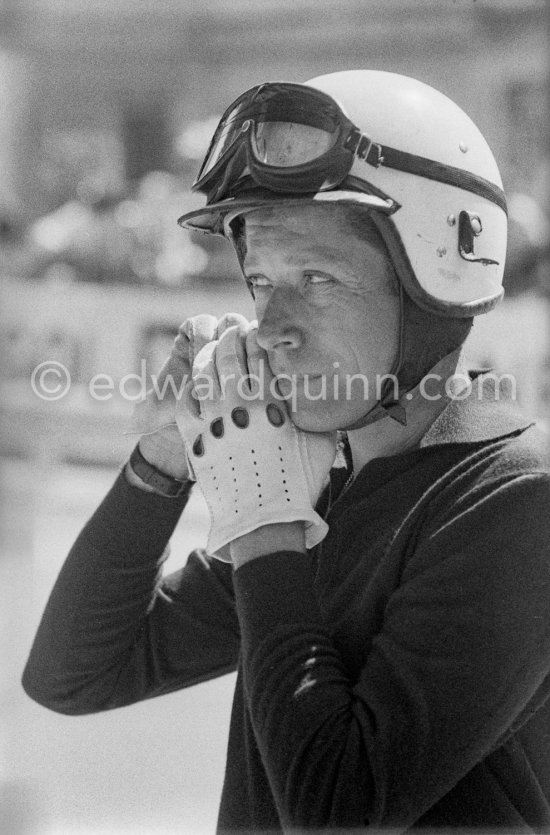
[252,121,338,167]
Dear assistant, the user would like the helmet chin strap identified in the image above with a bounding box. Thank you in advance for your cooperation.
[341,284,474,432]
[340,389,406,431]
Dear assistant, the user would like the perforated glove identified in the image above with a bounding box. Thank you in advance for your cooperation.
[125,313,249,437]
[175,322,337,558]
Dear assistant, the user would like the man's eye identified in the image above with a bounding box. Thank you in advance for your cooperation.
[247,275,271,289]
[304,272,333,285]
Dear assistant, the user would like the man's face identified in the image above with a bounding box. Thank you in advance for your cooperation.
[241,203,400,431]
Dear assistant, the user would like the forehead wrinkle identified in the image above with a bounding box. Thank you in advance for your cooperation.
[244,221,366,269]
[244,242,346,271]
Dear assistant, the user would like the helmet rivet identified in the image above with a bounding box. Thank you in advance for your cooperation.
[436,247,447,258]
[459,141,468,153]
[447,214,456,226]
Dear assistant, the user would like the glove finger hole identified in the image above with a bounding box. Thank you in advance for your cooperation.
[266,403,285,427]
[192,434,205,456]
[210,417,224,438]
[231,407,249,429]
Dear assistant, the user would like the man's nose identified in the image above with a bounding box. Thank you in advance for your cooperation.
[256,287,305,352]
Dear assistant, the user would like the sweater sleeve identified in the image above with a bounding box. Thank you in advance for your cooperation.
[232,473,550,830]
[22,470,240,715]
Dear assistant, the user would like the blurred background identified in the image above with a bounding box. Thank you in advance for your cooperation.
[0,0,548,832]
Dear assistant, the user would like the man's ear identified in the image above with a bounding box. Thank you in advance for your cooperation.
[228,216,255,297]
[228,216,247,269]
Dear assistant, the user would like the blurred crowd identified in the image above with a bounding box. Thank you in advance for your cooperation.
[0,170,244,289]
[0,120,247,290]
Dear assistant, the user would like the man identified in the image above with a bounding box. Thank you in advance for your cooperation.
[23,71,550,832]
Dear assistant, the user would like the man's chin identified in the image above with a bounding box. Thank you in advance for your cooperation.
[288,412,336,433]
[285,401,370,433]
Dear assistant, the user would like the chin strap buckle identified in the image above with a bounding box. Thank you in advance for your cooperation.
[383,401,408,426]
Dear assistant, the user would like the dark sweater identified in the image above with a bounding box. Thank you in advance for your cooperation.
[23,377,550,832]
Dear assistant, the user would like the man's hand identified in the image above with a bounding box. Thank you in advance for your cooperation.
[175,322,337,561]
[125,313,249,479]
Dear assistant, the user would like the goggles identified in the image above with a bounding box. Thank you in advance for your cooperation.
[191,81,507,214]
[192,82,384,203]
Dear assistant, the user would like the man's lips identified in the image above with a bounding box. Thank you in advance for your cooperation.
[270,368,324,380]
[274,373,326,395]
[274,373,324,385]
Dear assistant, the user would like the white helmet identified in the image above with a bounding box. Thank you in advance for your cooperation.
[179,70,508,319]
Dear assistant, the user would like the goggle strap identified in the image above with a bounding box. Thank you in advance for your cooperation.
[344,129,384,167]
[355,139,507,215]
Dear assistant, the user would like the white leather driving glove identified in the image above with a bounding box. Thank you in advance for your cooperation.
[176,322,337,557]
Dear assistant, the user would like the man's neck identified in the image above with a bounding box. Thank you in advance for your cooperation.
[347,349,469,475]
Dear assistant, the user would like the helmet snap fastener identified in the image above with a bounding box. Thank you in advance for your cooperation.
[447,214,456,227]
[459,141,468,153]
[458,210,499,265]
[470,216,482,235]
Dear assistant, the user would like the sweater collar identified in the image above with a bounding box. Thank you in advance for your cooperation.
[420,370,534,448]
